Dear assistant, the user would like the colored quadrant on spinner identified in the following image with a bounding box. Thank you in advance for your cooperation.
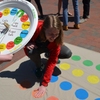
[0,7,30,54]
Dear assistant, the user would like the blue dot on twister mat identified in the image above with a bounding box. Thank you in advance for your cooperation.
[60,81,72,91]
[50,75,58,83]
[75,88,89,99]
[95,98,100,100]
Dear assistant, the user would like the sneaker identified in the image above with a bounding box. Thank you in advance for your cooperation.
[79,18,87,24]
[86,16,90,19]
[35,64,45,79]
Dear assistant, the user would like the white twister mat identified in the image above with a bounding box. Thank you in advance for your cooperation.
[0,43,100,100]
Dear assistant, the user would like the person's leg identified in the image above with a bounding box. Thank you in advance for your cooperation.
[57,0,72,16]
[62,0,69,31]
[67,0,72,16]
[87,0,90,18]
[34,0,44,19]
[58,45,72,59]
[26,48,41,68]
[26,0,31,2]
[79,0,90,24]
[26,47,48,78]
[83,0,90,18]
[45,45,72,59]
[72,0,80,29]
[57,0,62,15]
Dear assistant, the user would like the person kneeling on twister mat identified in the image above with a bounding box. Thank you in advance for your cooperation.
[24,15,72,98]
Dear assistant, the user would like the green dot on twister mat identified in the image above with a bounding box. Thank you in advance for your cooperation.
[71,55,81,61]
[83,60,93,67]
[96,64,100,71]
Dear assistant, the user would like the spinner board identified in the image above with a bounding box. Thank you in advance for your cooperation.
[0,0,38,55]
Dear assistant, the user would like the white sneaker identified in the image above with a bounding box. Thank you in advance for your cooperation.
[79,18,87,24]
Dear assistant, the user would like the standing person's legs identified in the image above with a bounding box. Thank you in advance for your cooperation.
[83,0,90,18]
[62,0,69,31]
[26,0,31,2]
[67,0,72,16]
[57,0,62,15]
[79,0,90,24]
[34,0,44,19]
[57,0,72,16]
[72,0,80,29]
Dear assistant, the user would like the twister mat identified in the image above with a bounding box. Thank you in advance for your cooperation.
[0,43,100,100]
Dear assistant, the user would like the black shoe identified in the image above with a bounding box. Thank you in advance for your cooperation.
[35,64,45,79]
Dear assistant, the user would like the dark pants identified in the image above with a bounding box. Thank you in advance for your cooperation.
[26,0,43,17]
[26,45,72,68]
[34,0,43,17]
[26,0,31,2]
[82,0,90,18]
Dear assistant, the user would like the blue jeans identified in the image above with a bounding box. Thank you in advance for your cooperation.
[62,0,80,26]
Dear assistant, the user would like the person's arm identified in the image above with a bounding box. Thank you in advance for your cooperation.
[42,44,61,86]
[33,44,61,98]
[24,20,43,55]
[0,54,13,62]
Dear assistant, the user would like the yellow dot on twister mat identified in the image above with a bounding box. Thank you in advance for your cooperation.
[72,69,84,77]
[87,75,100,84]
[0,44,6,51]
[60,63,70,70]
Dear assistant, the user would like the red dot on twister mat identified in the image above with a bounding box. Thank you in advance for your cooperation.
[32,89,45,98]
[46,96,59,100]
